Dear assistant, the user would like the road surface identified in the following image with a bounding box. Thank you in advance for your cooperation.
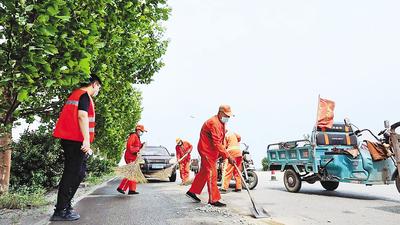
[42,171,400,225]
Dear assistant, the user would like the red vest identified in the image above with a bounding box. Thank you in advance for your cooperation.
[53,89,96,142]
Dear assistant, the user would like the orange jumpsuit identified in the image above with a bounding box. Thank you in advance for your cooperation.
[188,115,230,203]
[176,141,193,183]
[118,133,143,192]
[222,132,242,190]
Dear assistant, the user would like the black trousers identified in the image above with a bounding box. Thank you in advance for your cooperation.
[55,139,88,211]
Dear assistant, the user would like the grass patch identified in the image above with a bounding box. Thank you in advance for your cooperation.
[0,186,48,209]
[0,172,114,210]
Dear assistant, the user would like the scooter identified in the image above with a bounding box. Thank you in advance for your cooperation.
[217,143,258,190]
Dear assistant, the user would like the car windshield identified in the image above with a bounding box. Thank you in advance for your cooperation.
[142,147,169,156]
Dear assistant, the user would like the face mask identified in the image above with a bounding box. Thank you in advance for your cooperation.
[92,84,100,97]
[221,116,229,124]
[137,131,143,136]
[93,89,99,97]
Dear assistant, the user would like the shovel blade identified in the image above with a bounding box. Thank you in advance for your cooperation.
[250,207,270,219]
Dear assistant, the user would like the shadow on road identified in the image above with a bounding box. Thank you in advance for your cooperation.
[267,186,400,204]
[146,179,172,183]
[371,205,400,214]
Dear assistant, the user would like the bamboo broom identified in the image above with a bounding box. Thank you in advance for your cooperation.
[115,153,148,184]
[151,148,192,180]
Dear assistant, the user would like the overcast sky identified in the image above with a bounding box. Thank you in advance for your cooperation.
[136,0,400,168]
[11,0,400,168]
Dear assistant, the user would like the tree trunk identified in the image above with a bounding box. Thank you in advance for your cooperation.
[0,132,12,194]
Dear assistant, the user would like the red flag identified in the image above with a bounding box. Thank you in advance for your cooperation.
[317,98,335,129]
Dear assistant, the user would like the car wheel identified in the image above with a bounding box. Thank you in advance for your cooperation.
[169,171,177,182]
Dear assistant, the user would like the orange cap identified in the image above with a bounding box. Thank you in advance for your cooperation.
[218,105,233,117]
[135,124,147,132]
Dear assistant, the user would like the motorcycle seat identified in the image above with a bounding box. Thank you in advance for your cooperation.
[316,132,357,146]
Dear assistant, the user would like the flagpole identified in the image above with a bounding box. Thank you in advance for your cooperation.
[312,94,321,145]
[314,94,321,131]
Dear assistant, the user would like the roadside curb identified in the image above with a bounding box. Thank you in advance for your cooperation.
[32,176,117,225]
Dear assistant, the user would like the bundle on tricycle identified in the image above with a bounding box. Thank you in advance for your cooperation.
[267,119,400,193]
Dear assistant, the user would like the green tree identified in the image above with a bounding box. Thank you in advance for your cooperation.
[94,84,143,162]
[261,157,270,171]
[0,0,170,193]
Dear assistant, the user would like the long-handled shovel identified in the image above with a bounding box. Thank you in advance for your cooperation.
[233,163,269,219]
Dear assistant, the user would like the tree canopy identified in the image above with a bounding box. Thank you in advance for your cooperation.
[0,0,170,192]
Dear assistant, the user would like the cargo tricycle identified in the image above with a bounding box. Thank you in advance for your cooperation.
[267,119,400,193]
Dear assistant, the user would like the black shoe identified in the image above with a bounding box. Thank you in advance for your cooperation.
[66,205,79,217]
[234,189,242,192]
[66,202,75,212]
[186,191,201,203]
[219,189,228,194]
[209,201,226,207]
[117,188,125,194]
[128,191,139,195]
[50,209,80,221]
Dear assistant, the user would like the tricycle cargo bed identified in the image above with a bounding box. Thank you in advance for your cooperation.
[267,139,360,173]
[267,140,314,172]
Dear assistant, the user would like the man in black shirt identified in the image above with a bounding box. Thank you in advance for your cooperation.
[51,76,102,221]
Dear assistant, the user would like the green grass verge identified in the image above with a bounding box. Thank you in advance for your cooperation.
[0,187,48,209]
[0,172,115,210]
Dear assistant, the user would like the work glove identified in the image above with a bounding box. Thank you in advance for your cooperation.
[228,156,236,165]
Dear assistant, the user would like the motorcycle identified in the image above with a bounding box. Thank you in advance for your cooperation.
[217,143,258,190]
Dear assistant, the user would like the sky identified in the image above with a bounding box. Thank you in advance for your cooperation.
[136,0,400,168]
[12,0,400,169]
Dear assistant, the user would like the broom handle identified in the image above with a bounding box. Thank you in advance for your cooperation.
[177,147,192,163]
[162,148,191,170]
[233,163,260,214]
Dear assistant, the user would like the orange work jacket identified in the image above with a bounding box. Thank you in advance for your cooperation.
[197,115,229,161]
[176,141,192,163]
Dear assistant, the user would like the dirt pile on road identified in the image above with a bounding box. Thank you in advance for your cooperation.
[195,204,252,224]
[195,204,232,216]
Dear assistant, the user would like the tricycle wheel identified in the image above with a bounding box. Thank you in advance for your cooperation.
[284,169,301,193]
[321,181,339,191]
[396,174,400,194]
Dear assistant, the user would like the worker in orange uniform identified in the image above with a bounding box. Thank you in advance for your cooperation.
[176,138,193,185]
[186,105,236,207]
[220,131,242,193]
[117,124,147,195]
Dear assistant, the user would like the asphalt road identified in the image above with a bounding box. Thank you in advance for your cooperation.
[225,171,400,225]
[45,171,400,225]
[46,176,269,225]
